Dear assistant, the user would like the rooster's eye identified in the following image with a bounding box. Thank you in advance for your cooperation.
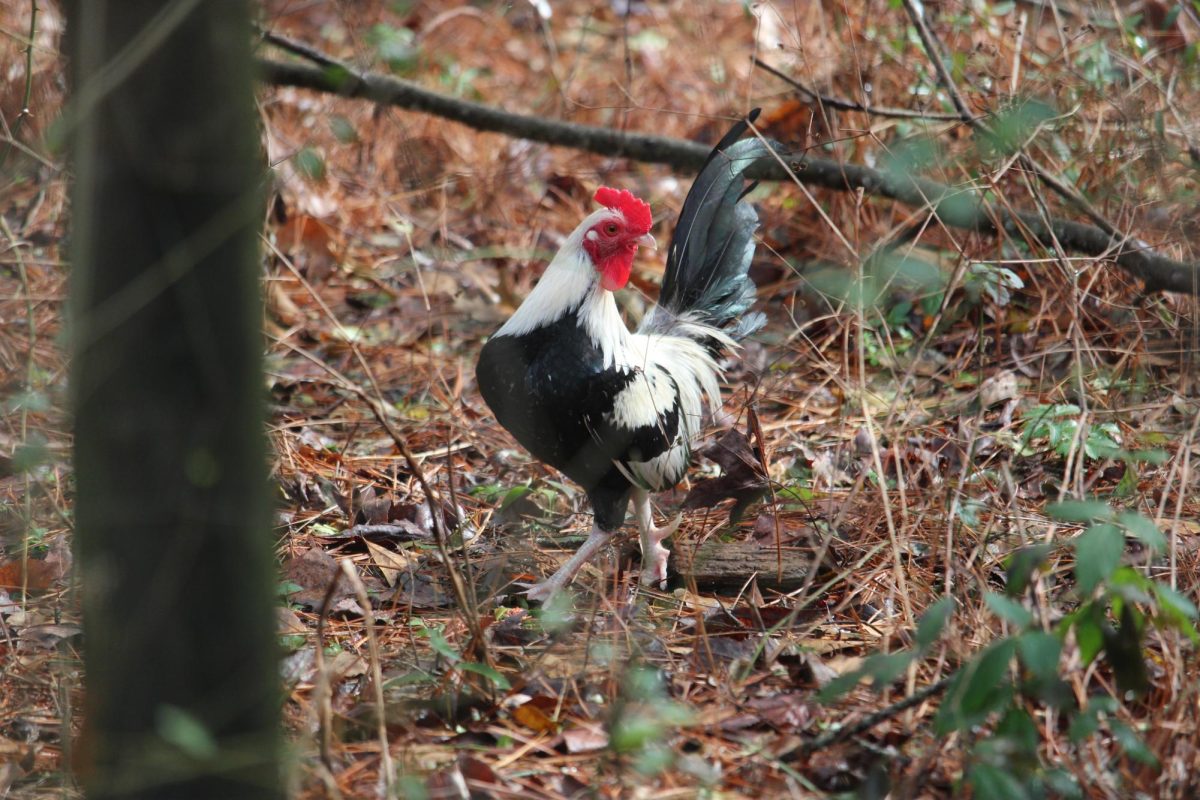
[604,223,619,235]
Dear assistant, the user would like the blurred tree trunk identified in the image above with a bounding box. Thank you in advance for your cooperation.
[66,2,281,798]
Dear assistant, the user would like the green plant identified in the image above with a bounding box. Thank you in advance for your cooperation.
[409,619,511,691]
[608,664,694,775]
[964,262,1024,307]
[1014,406,1168,497]
[939,503,1194,795]
[823,501,1197,797]
[367,23,419,74]
[1017,404,1122,460]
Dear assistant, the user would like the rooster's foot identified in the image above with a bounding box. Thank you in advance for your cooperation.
[638,513,681,590]
[523,523,613,604]
[524,578,564,604]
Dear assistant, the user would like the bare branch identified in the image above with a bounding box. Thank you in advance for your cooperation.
[255,55,1199,296]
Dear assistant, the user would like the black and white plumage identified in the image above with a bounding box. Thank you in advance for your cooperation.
[476,111,774,601]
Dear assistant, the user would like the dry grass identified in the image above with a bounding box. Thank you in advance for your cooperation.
[2,0,1199,797]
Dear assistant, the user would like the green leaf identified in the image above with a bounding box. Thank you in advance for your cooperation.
[1111,719,1159,766]
[414,622,460,663]
[818,670,864,702]
[1016,631,1060,680]
[1070,694,1119,743]
[279,634,306,652]
[12,434,49,473]
[367,23,419,73]
[499,484,533,510]
[1103,604,1148,696]
[1074,523,1125,594]
[967,763,1030,800]
[611,712,662,753]
[1068,711,1099,742]
[329,115,358,144]
[1152,583,1200,639]
[987,98,1056,155]
[457,661,512,690]
[864,651,915,689]
[1114,464,1139,497]
[156,705,219,759]
[294,147,325,181]
[1048,500,1113,523]
[320,64,352,89]
[277,580,303,597]
[1129,448,1167,465]
[1005,544,1051,595]
[5,389,49,414]
[985,592,1033,628]
[1107,566,1153,604]
[632,742,675,776]
[1043,768,1082,799]
[915,597,955,651]
[935,639,1017,734]
[383,670,437,688]
[1073,604,1105,666]
[396,776,429,800]
[1117,512,1166,552]
[882,136,939,179]
[959,639,1017,711]
[994,706,1039,756]
[533,588,576,634]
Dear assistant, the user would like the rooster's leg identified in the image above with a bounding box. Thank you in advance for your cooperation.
[525,523,614,603]
[633,489,681,589]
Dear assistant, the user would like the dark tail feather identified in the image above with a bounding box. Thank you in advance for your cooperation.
[643,110,778,339]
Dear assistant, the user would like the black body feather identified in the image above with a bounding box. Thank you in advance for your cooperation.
[476,313,677,528]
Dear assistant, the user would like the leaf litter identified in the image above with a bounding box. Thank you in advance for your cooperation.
[1,0,1199,796]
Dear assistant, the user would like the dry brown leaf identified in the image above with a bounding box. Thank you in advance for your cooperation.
[0,559,58,593]
[511,702,557,734]
[276,607,307,636]
[562,724,608,754]
[683,428,769,523]
[327,650,367,681]
[282,547,346,608]
[19,623,82,649]
[364,539,414,588]
[457,753,500,790]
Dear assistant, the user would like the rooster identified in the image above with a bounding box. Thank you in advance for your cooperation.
[476,111,773,601]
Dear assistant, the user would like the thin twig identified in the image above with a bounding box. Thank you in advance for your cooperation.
[752,57,963,121]
[0,214,38,608]
[257,26,338,68]
[338,560,394,797]
[313,568,343,770]
[0,0,38,171]
[899,0,1129,242]
[801,675,953,754]
[255,55,1200,295]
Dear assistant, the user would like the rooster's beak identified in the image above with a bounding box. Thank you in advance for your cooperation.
[636,233,657,250]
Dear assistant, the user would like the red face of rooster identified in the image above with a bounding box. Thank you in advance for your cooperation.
[582,187,656,291]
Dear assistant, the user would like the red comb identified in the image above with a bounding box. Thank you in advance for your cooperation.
[593,186,652,233]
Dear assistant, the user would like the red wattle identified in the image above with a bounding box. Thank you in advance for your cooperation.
[600,253,633,291]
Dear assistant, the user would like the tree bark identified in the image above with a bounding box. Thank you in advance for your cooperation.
[68,2,281,798]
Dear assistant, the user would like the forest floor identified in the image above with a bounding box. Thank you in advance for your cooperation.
[2,0,1200,797]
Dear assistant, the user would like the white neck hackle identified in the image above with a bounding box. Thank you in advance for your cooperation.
[494,209,631,370]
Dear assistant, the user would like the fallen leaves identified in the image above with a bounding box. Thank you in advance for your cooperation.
[510,699,558,735]
[683,429,770,524]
